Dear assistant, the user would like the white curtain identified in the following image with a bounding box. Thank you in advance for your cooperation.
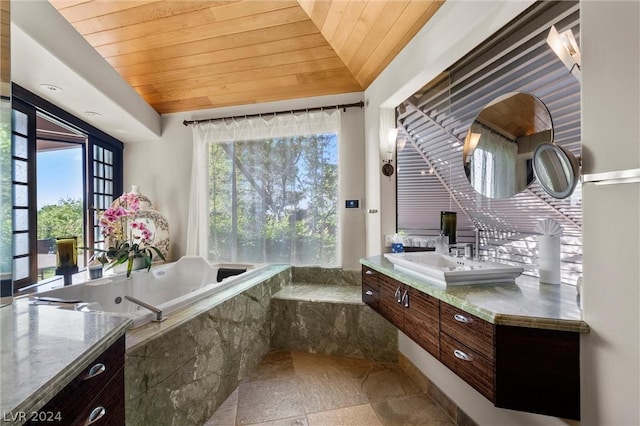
[470,125,517,198]
[187,109,340,264]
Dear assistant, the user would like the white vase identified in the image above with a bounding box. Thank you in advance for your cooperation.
[112,257,146,275]
[538,235,561,284]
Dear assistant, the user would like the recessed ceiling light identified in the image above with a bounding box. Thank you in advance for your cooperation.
[84,111,102,118]
[40,84,63,93]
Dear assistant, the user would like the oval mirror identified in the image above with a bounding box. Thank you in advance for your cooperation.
[532,142,580,199]
[463,92,553,199]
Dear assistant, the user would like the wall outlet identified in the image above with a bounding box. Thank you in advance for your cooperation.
[385,235,393,247]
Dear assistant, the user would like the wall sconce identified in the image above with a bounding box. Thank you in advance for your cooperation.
[546,25,581,82]
[465,132,481,161]
[382,128,399,177]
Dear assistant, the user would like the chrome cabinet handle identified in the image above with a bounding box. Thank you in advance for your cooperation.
[402,290,409,308]
[454,349,473,362]
[394,287,402,303]
[365,290,373,296]
[454,313,472,324]
[365,270,374,275]
[85,406,106,425]
[83,363,106,381]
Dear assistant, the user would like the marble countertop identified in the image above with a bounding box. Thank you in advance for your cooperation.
[361,256,589,333]
[0,300,131,425]
[274,284,362,305]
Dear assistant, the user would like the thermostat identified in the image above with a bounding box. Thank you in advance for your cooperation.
[345,199,359,209]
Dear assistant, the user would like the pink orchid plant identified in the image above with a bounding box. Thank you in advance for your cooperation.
[96,191,165,277]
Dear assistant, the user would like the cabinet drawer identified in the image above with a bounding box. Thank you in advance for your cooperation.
[361,266,380,291]
[440,332,495,401]
[362,283,379,310]
[403,288,439,357]
[440,303,494,360]
[73,366,125,426]
[27,336,125,425]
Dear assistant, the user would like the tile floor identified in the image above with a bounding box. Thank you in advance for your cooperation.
[204,351,455,426]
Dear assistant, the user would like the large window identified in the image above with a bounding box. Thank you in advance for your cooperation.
[189,110,340,267]
[208,134,338,265]
[11,84,123,290]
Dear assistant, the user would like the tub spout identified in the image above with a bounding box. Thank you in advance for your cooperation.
[124,295,164,322]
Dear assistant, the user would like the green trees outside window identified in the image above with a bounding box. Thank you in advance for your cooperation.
[208,133,338,266]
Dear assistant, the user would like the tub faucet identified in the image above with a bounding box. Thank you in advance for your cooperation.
[124,295,164,322]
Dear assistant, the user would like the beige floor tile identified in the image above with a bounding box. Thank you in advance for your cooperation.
[236,377,306,425]
[354,363,421,403]
[371,394,455,426]
[291,351,376,376]
[246,415,309,426]
[307,404,383,426]
[296,370,369,414]
[204,389,238,426]
[243,350,297,383]
[206,351,458,426]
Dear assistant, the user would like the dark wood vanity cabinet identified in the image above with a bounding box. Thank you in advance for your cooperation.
[362,266,440,358]
[362,267,581,420]
[26,335,125,425]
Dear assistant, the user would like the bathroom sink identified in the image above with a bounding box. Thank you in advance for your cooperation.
[383,252,523,287]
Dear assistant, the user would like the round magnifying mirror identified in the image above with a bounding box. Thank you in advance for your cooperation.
[532,143,580,199]
[463,92,553,199]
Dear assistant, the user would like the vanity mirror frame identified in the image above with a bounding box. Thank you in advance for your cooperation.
[532,142,580,199]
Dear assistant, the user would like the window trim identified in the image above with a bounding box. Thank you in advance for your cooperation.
[11,84,124,291]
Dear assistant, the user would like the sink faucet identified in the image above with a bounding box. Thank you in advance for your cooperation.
[434,234,449,254]
[449,243,475,259]
[124,295,164,322]
[464,243,475,260]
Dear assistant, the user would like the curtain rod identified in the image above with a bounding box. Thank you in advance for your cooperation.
[182,101,364,126]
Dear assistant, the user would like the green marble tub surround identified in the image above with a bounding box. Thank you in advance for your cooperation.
[125,264,290,350]
[125,267,290,426]
[271,284,398,362]
[0,300,131,425]
[291,266,361,286]
[361,256,588,333]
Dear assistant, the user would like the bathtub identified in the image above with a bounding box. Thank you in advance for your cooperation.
[29,256,260,328]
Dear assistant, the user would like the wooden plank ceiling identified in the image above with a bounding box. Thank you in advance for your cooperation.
[49,0,444,114]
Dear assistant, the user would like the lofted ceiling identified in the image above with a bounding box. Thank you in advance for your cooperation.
[48,0,444,114]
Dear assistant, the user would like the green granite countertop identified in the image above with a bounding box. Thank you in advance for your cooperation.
[361,256,589,333]
[0,300,131,425]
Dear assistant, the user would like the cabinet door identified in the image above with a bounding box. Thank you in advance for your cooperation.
[494,325,580,420]
[377,275,404,328]
[403,287,439,357]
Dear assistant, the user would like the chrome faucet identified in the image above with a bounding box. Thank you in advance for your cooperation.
[434,234,449,254]
[464,243,475,260]
[124,295,164,322]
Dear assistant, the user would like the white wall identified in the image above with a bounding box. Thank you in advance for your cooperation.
[366,1,640,425]
[581,1,640,425]
[125,92,365,269]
